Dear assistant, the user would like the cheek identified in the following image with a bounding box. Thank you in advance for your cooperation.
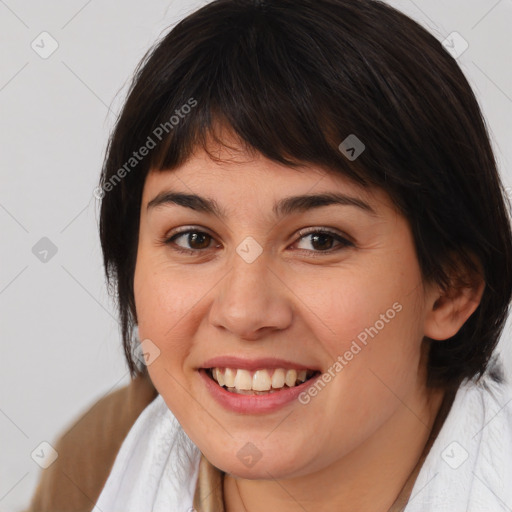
[293,249,426,402]
[134,242,197,324]
[133,249,192,355]
[133,252,200,410]
[314,290,425,450]
[296,260,422,350]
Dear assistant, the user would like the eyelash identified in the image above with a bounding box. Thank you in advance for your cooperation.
[159,227,354,257]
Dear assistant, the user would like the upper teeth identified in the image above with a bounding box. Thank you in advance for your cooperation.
[211,368,311,391]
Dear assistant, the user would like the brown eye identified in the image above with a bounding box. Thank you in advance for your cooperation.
[183,232,212,250]
[166,230,216,253]
[294,229,353,253]
[307,233,335,251]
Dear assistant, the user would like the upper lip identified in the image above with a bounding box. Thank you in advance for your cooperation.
[200,356,319,372]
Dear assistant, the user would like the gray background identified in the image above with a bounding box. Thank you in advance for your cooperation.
[1,1,511,510]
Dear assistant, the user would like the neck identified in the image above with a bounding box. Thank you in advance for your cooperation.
[224,385,447,512]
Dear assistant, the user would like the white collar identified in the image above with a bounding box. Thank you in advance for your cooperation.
[95,362,512,512]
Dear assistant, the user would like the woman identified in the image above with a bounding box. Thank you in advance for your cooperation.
[25,0,512,511]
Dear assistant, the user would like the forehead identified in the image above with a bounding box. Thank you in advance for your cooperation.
[141,124,395,215]
[142,149,394,221]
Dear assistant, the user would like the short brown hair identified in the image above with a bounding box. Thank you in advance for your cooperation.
[98,0,512,389]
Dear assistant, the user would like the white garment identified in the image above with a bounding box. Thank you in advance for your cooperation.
[95,366,512,512]
[404,367,512,512]
[93,395,201,512]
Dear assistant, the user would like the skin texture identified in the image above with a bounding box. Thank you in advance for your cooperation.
[133,130,484,512]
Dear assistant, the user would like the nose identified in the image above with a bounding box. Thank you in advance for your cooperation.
[208,251,294,341]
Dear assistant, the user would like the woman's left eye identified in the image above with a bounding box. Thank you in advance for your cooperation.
[161,228,354,255]
[294,229,354,253]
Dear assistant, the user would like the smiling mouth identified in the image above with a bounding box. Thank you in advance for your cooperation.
[205,367,321,395]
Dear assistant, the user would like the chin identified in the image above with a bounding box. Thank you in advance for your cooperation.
[203,444,310,481]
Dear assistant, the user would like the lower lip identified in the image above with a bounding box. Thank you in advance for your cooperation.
[198,369,321,414]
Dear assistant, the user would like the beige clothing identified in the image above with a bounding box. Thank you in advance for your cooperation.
[24,373,454,512]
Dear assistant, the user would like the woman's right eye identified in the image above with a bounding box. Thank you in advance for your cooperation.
[164,230,217,254]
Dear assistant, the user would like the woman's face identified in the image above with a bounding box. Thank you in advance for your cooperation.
[134,137,440,480]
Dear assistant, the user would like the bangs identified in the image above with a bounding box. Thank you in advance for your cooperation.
[134,4,385,188]
[108,0,443,202]
[99,0,512,387]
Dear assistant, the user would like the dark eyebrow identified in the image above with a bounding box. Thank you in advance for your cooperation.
[147,191,377,217]
[147,192,228,217]
[275,192,377,217]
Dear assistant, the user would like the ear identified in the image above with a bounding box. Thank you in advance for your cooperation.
[423,255,485,341]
